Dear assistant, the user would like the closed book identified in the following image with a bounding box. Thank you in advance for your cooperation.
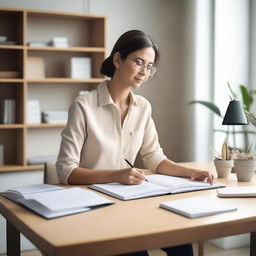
[218,186,256,197]
[160,197,237,218]
[70,57,91,79]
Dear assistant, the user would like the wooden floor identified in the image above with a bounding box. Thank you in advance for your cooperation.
[0,243,250,256]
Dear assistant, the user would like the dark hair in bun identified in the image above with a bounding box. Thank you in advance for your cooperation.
[100,30,159,77]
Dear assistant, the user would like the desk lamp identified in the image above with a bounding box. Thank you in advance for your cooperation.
[222,100,248,125]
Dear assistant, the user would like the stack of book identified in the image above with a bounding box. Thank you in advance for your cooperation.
[0,99,15,124]
[27,41,49,47]
[50,37,69,48]
[42,111,68,124]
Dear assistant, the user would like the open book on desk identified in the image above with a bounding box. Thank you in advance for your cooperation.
[1,184,114,219]
[89,174,225,200]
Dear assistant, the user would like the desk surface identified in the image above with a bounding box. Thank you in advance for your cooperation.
[1,162,256,256]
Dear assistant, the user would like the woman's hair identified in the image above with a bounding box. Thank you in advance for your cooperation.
[100,30,159,77]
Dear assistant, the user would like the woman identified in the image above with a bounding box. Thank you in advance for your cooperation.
[56,30,213,256]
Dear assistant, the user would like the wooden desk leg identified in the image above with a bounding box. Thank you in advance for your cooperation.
[198,241,204,256]
[251,232,256,256]
[7,220,20,256]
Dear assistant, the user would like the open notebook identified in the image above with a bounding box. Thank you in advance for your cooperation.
[89,174,225,200]
[1,184,114,219]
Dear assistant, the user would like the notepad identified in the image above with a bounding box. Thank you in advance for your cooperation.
[89,174,225,200]
[1,184,114,219]
[160,197,237,218]
[217,186,256,197]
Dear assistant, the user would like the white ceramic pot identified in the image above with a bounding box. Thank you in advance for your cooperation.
[234,159,256,182]
[214,159,233,178]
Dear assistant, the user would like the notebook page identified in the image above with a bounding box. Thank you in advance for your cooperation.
[89,182,170,200]
[22,187,113,211]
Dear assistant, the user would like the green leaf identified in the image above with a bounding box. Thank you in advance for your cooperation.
[188,100,222,117]
[240,85,253,111]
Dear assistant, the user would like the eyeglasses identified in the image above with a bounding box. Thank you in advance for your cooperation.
[127,58,157,76]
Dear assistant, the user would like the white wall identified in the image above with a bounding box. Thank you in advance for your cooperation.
[0,0,199,253]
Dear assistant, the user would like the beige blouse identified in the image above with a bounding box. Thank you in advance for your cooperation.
[56,81,167,184]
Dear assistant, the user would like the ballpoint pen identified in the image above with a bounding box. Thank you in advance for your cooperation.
[124,158,148,182]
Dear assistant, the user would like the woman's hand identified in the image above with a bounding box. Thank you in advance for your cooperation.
[190,169,214,184]
[116,168,147,185]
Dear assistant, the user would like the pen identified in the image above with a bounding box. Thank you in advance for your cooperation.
[124,158,148,182]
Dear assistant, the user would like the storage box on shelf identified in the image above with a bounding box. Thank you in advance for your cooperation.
[0,7,106,172]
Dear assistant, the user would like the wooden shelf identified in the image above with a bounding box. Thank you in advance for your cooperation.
[0,79,24,83]
[26,123,66,128]
[27,46,105,52]
[0,45,24,49]
[0,7,106,172]
[0,124,24,129]
[0,164,43,173]
[26,78,105,83]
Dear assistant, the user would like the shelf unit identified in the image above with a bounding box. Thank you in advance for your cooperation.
[0,7,106,172]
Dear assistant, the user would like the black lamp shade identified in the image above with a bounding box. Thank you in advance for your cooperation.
[222,100,248,125]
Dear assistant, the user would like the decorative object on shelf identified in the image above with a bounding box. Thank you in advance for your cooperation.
[27,56,45,79]
[27,100,41,124]
[0,144,4,165]
[0,99,15,124]
[213,140,233,178]
[69,57,92,79]
[42,111,68,124]
[49,37,69,48]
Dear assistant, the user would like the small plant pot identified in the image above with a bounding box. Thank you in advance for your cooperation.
[234,159,256,182]
[214,159,233,178]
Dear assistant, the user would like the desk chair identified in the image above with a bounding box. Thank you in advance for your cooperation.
[44,162,59,184]
[43,162,204,256]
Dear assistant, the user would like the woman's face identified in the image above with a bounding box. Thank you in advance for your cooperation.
[115,47,156,88]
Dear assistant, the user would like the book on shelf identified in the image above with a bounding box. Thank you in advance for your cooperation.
[217,186,256,197]
[0,144,4,165]
[27,41,49,47]
[160,196,237,218]
[1,184,114,219]
[42,110,68,124]
[89,174,225,200]
[27,100,41,124]
[0,99,15,124]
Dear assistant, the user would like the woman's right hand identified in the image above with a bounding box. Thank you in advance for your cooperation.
[115,168,147,185]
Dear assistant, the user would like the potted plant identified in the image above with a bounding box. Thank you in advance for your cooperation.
[231,145,256,182]
[213,140,233,178]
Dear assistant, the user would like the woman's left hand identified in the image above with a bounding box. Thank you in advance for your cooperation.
[190,169,214,184]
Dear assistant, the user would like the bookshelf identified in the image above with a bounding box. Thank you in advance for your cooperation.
[0,7,106,172]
